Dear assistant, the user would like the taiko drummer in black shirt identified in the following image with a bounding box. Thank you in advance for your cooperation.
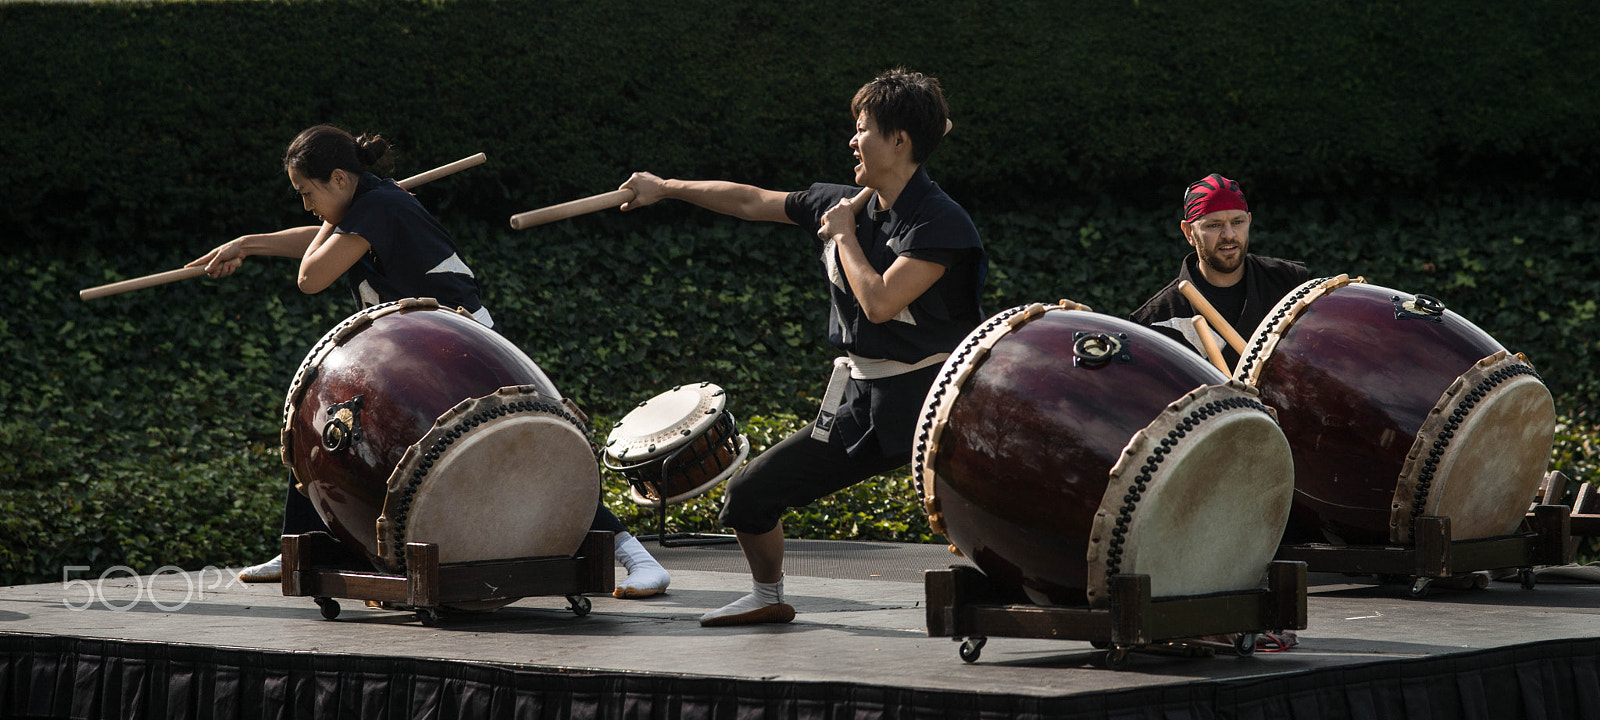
[621,69,988,627]
[1129,174,1308,369]
[189,125,671,598]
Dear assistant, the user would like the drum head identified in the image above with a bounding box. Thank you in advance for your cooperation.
[606,383,727,463]
[1086,384,1294,607]
[377,390,600,580]
[1393,352,1555,542]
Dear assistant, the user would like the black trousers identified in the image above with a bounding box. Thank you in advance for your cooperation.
[718,421,909,535]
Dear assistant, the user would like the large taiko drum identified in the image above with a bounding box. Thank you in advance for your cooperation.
[1235,276,1555,546]
[279,298,600,579]
[915,301,1295,607]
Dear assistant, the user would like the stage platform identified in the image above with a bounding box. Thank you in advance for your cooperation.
[3,539,1599,719]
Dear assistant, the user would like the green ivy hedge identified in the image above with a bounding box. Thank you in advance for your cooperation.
[4,190,1597,585]
[3,0,1598,253]
[4,0,1598,585]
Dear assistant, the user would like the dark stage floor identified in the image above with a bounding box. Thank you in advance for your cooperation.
[3,539,1598,718]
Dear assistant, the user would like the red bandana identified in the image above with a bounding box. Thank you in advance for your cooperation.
[1182,174,1248,222]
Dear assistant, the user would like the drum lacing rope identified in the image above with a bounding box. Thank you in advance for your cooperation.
[1103,396,1273,578]
[390,398,586,573]
[912,304,1033,502]
[1234,278,1332,381]
[618,410,739,502]
[1405,363,1543,534]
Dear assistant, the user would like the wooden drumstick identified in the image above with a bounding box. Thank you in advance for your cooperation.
[1178,280,1247,354]
[78,266,209,301]
[1191,315,1230,374]
[79,152,488,301]
[508,188,637,230]
[507,121,950,232]
[395,152,485,188]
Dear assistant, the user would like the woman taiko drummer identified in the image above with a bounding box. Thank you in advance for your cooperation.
[190,125,671,598]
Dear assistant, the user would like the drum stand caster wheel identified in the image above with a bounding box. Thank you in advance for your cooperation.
[1233,633,1258,657]
[958,637,986,663]
[1408,577,1432,599]
[315,597,340,620]
[1519,568,1537,590]
[1101,645,1133,670]
[416,607,442,626]
[566,594,592,617]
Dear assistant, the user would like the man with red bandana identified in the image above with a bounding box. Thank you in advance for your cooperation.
[1130,174,1308,369]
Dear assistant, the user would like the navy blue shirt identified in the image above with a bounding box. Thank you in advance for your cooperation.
[335,173,490,325]
[784,168,987,456]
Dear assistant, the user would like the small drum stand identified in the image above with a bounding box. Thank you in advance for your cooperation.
[925,561,1309,669]
[637,497,739,547]
[280,531,615,625]
[1274,503,1573,599]
[616,422,748,548]
[631,435,741,548]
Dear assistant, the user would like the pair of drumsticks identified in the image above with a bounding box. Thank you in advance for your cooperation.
[1179,281,1246,375]
[78,153,640,301]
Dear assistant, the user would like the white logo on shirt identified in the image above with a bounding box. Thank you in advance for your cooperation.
[425,253,476,278]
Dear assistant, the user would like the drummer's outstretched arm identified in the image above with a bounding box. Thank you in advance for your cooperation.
[186,225,323,279]
[619,172,794,225]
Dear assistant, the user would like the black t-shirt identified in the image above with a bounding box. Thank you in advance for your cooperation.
[783,168,987,457]
[784,168,986,363]
[1190,272,1248,329]
[335,173,490,326]
[1129,252,1309,369]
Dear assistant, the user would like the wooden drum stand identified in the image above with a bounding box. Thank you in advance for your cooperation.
[281,531,614,625]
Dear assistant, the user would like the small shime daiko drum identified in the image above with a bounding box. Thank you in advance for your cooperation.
[603,382,750,506]
[1234,275,1556,546]
[914,301,1295,607]
[280,298,600,581]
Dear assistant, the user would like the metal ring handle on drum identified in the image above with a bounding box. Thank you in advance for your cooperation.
[1073,332,1125,367]
[1394,292,1447,322]
[320,396,365,452]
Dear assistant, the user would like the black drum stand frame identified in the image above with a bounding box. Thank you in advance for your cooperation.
[281,530,615,625]
[925,560,1308,668]
[1274,505,1572,598]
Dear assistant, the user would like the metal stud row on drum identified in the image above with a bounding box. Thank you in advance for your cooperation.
[1103,395,1273,578]
[388,395,585,573]
[1403,363,1542,533]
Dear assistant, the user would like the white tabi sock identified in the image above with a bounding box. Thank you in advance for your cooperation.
[613,532,671,598]
[699,577,795,627]
[238,554,282,583]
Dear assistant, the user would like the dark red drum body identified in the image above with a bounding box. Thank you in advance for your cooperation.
[915,302,1294,607]
[280,298,598,574]
[1235,276,1555,546]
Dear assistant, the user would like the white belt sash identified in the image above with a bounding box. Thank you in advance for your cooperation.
[811,352,950,442]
